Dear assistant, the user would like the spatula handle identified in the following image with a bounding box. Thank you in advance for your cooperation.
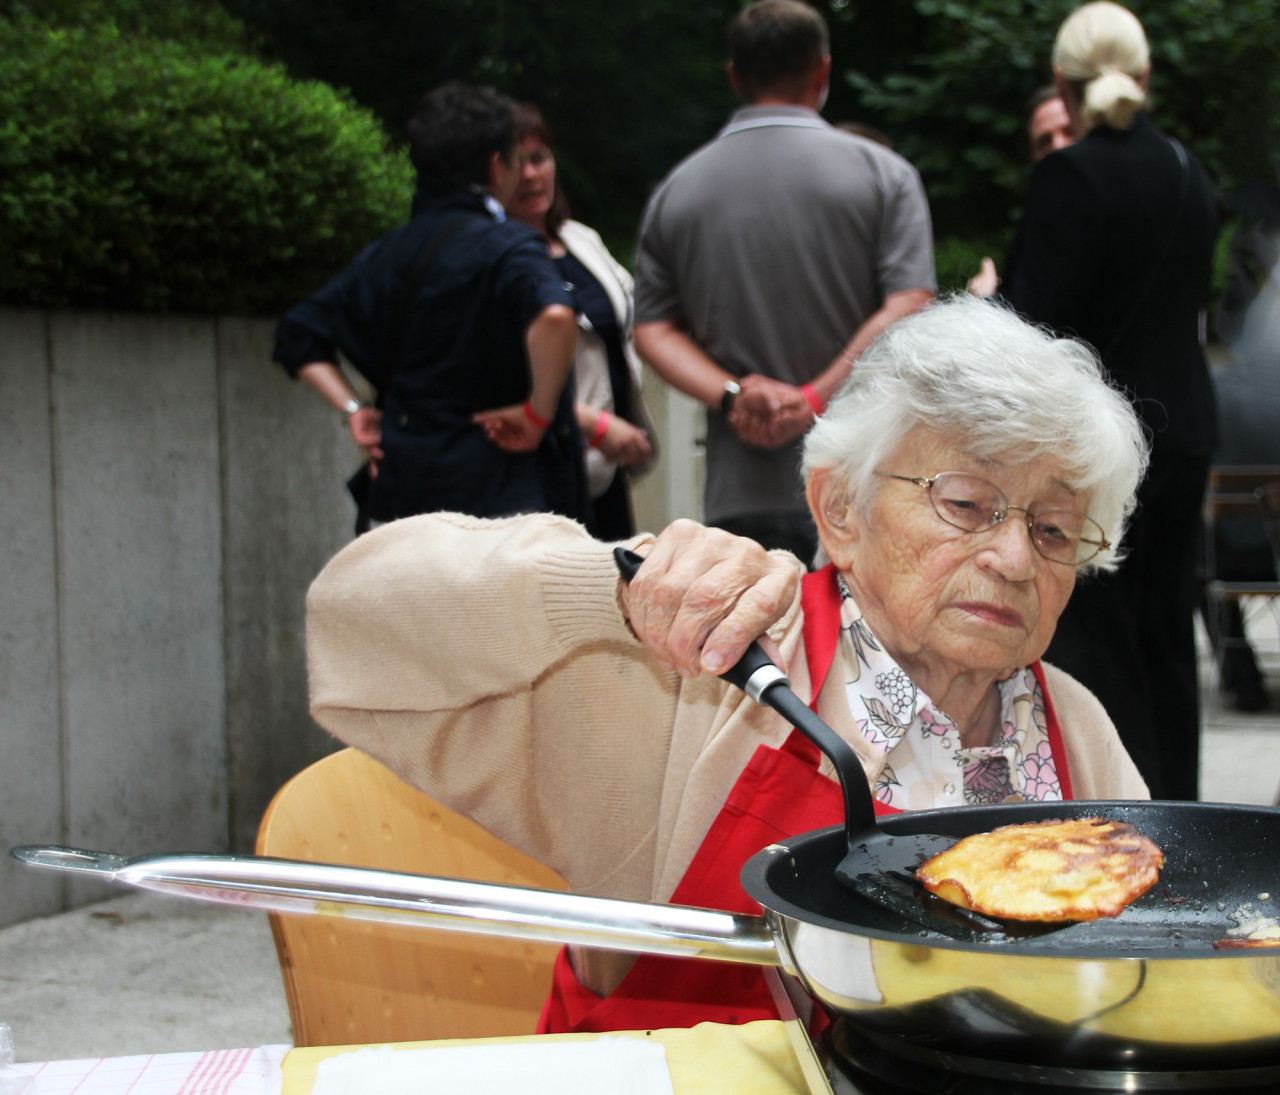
[750,679,877,837]
[613,548,876,840]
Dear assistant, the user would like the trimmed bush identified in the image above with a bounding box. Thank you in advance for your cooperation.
[0,14,414,313]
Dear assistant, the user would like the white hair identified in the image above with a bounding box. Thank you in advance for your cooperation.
[1053,1,1149,131]
[801,295,1149,571]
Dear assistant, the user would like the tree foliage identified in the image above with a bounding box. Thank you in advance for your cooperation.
[834,0,1280,235]
[219,0,741,255]
[2,0,1275,308]
[0,4,413,312]
[11,0,253,49]
[220,0,1278,254]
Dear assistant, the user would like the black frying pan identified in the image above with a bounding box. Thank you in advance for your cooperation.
[742,801,1280,1071]
[715,635,1280,1071]
[614,548,1280,1071]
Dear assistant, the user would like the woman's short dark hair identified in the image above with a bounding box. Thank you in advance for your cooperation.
[407,82,519,195]
[729,0,829,101]
[513,103,571,239]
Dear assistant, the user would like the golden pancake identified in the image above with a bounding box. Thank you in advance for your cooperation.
[916,817,1164,922]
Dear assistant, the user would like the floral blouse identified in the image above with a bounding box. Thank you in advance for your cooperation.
[834,577,1062,810]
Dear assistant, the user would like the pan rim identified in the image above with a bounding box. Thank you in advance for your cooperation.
[742,799,1280,960]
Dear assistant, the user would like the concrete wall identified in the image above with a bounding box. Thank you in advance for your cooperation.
[0,309,703,926]
[0,309,351,924]
[1,312,61,923]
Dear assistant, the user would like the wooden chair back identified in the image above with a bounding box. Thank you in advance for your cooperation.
[256,747,568,1047]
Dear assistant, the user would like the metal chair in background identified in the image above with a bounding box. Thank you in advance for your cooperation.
[256,747,568,1046]
[1201,467,1280,705]
[1255,481,1280,810]
[1258,480,1280,567]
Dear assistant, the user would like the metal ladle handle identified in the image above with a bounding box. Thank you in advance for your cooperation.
[613,548,876,844]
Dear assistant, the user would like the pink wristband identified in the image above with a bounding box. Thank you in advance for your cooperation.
[522,401,552,430]
[589,410,611,449]
[801,383,824,416]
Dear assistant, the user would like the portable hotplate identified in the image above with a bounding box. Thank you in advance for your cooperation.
[820,1019,1280,1095]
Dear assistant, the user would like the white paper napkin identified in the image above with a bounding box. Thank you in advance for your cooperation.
[310,1038,675,1095]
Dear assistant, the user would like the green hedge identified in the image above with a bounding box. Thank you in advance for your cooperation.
[0,14,414,313]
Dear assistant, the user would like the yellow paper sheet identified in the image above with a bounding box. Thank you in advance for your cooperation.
[282,1020,817,1095]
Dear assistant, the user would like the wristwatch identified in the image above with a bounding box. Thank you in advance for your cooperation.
[341,398,366,420]
[720,379,742,415]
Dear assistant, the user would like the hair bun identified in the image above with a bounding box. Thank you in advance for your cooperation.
[1083,69,1145,130]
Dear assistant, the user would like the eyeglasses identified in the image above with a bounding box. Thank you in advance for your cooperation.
[879,471,1110,566]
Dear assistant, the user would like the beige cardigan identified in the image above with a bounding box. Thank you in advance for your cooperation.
[307,511,1149,909]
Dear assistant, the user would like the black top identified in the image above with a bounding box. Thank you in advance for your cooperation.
[1003,116,1219,452]
[274,190,585,522]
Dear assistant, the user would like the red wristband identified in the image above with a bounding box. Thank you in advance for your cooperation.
[589,410,611,449]
[522,401,552,430]
[801,383,825,417]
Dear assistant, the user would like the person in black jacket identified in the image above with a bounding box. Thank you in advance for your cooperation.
[273,82,586,533]
[1002,2,1218,799]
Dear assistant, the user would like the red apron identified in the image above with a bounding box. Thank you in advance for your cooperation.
[538,564,1073,1033]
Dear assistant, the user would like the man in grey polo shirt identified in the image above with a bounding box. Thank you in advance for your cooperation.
[634,0,935,561]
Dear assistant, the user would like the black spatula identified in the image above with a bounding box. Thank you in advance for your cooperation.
[614,547,1007,939]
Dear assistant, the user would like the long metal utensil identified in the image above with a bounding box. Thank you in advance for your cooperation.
[10,844,783,964]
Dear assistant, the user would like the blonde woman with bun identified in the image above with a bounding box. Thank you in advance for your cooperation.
[1002,2,1218,802]
[1052,0,1149,131]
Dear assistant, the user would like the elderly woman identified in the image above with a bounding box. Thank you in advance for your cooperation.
[306,295,1149,1035]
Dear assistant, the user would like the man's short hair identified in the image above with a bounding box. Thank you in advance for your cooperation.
[729,0,829,100]
[407,82,518,195]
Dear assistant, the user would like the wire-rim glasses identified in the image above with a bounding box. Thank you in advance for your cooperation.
[879,471,1110,566]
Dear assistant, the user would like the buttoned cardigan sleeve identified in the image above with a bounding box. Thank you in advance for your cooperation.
[305,511,679,899]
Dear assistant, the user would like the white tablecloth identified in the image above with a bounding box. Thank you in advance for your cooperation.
[11,1045,288,1095]
[9,1022,822,1095]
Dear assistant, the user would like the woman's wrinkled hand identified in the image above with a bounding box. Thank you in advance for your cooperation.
[619,519,799,678]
